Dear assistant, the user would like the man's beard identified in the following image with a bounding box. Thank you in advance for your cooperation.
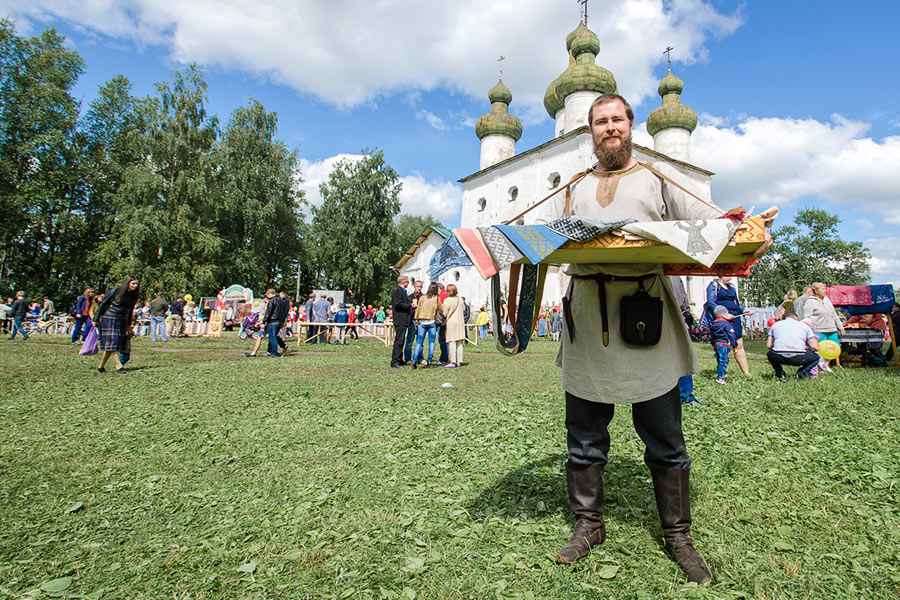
[594,133,633,170]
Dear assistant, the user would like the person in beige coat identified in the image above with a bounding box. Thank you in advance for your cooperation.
[440,284,466,367]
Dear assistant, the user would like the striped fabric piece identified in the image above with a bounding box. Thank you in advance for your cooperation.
[453,228,498,279]
[479,226,524,270]
[494,224,568,265]
[429,234,473,280]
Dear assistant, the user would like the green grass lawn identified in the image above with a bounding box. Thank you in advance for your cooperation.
[1,334,898,599]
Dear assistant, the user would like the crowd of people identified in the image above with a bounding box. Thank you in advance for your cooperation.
[696,277,900,384]
[389,276,474,369]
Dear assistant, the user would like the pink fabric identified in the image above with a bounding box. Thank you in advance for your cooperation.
[453,228,498,279]
[826,285,871,306]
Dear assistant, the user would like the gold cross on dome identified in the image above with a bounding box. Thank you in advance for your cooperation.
[663,46,675,70]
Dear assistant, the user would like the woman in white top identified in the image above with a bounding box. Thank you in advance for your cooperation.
[803,282,844,342]
[803,282,844,372]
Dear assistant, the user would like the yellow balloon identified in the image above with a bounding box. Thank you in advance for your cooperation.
[818,339,841,361]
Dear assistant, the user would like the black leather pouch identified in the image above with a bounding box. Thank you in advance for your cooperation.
[620,284,662,346]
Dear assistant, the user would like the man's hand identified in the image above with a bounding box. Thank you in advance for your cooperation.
[753,206,780,257]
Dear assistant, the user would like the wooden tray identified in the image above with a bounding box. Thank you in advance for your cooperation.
[531,217,767,266]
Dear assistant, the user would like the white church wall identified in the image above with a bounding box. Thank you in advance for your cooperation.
[554,109,565,137]
[480,133,516,170]
[563,90,599,133]
[653,127,692,162]
[398,232,445,285]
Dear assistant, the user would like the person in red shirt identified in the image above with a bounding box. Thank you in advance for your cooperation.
[347,303,358,339]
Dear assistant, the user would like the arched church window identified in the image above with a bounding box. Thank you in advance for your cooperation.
[454,271,461,282]
[548,172,561,189]
[477,197,487,212]
[507,186,518,202]
[515,218,525,226]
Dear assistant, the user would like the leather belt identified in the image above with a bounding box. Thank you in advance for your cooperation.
[564,273,659,347]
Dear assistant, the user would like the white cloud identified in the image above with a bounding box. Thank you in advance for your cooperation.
[670,114,900,225]
[396,174,463,221]
[298,154,461,222]
[297,153,365,209]
[866,237,900,287]
[416,110,447,131]
[2,0,741,115]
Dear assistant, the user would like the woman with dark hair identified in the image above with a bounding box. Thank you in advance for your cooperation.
[96,277,141,373]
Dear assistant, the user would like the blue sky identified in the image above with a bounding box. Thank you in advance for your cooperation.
[4,0,899,283]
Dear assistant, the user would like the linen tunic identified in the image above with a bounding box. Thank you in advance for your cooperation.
[556,162,722,404]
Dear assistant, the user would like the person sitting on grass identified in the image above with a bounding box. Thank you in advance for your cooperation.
[710,305,738,385]
[766,311,820,380]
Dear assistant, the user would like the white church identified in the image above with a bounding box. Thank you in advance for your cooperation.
[396,20,717,318]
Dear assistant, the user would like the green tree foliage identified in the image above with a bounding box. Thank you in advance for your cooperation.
[744,209,871,305]
[0,21,86,298]
[309,151,402,302]
[79,74,144,290]
[214,100,305,289]
[95,66,222,294]
[394,214,442,260]
[0,23,445,308]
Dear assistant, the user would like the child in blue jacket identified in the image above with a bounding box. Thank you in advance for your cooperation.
[710,305,738,384]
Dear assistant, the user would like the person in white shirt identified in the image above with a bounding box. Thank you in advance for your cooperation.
[767,311,820,379]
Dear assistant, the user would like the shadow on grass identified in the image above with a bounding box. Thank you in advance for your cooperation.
[468,453,667,540]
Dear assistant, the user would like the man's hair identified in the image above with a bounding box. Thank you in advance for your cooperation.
[783,310,798,319]
[266,288,276,295]
[587,94,634,126]
[713,305,730,317]
[397,275,409,284]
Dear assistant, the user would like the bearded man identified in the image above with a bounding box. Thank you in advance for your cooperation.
[554,94,776,584]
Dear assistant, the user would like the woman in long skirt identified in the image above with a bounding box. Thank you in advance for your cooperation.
[96,277,141,373]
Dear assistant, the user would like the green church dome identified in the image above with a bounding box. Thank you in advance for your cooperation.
[488,80,513,105]
[564,22,582,50]
[657,71,684,96]
[476,80,523,141]
[646,71,697,136]
[554,22,617,101]
[543,72,565,117]
[568,22,601,57]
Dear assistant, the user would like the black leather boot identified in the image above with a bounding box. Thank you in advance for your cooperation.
[650,467,712,584]
[556,461,605,564]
